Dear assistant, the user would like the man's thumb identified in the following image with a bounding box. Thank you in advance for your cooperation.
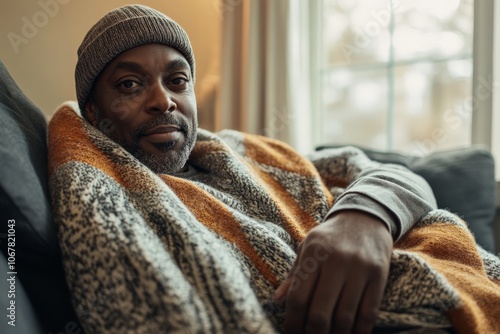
[274,273,294,303]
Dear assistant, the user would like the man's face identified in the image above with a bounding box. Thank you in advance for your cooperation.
[85,43,198,174]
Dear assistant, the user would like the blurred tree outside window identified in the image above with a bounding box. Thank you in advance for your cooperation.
[319,0,473,156]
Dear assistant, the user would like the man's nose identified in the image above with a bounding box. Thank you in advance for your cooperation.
[146,81,176,114]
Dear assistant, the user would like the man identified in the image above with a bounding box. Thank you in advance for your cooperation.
[49,5,438,334]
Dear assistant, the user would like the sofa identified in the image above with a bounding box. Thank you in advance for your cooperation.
[0,57,497,334]
[0,59,81,334]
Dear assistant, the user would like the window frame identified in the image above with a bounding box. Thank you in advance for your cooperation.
[489,0,500,181]
[472,0,495,150]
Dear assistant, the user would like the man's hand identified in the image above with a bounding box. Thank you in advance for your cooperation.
[274,210,393,334]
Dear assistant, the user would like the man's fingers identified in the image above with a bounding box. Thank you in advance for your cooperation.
[284,255,320,334]
[353,266,389,334]
[305,270,343,334]
[331,273,366,334]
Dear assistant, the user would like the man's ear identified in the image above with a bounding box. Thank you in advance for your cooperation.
[83,101,98,126]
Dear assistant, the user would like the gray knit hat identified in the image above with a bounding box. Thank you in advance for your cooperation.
[75,4,195,112]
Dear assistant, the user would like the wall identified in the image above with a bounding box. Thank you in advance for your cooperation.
[0,0,221,121]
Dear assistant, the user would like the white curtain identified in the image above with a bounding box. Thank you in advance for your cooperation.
[214,0,317,153]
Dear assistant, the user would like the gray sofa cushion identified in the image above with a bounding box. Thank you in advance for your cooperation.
[0,251,44,334]
[0,59,79,332]
[316,144,497,252]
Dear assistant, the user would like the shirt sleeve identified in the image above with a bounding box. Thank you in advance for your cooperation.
[308,146,437,241]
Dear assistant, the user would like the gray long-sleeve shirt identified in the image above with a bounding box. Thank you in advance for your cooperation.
[308,146,437,240]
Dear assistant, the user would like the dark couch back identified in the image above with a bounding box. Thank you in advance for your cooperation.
[0,59,80,333]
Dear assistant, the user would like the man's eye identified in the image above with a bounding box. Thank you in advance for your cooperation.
[120,80,139,89]
[171,77,188,86]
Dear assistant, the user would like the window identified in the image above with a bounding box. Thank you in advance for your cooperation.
[318,0,474,156]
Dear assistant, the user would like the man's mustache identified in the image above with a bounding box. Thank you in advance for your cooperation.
[133,115,188,140]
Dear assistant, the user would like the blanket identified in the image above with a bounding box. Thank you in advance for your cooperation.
[48,103,500,334]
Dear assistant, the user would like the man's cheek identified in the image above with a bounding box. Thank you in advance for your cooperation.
[95,112,116,136]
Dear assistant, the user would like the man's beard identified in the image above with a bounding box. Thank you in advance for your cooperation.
[95,110,197,174]
[127,136,195,174]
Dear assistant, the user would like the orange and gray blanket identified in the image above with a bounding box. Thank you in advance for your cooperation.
[48,103,500,333]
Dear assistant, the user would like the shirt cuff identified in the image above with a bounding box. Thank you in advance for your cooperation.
[324,192,400,239]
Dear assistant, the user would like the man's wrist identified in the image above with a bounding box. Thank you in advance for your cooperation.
[326,193,401,240]
[324,210,393,239]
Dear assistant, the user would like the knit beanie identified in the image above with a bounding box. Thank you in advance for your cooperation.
[75,4,195,112]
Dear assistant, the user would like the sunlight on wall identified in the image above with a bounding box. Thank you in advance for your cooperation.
[0,0,221,118]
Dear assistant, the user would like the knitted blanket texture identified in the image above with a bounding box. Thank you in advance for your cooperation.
[48,104,500,334]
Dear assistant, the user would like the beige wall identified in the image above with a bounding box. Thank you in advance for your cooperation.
[0,0,221,119]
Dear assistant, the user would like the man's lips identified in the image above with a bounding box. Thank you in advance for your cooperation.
[140,125,181,143]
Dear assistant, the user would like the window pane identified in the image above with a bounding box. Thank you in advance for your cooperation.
[321,68,388,150]
[322,0,391,66]
[392,60,473,155]
[393,0,473,60]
